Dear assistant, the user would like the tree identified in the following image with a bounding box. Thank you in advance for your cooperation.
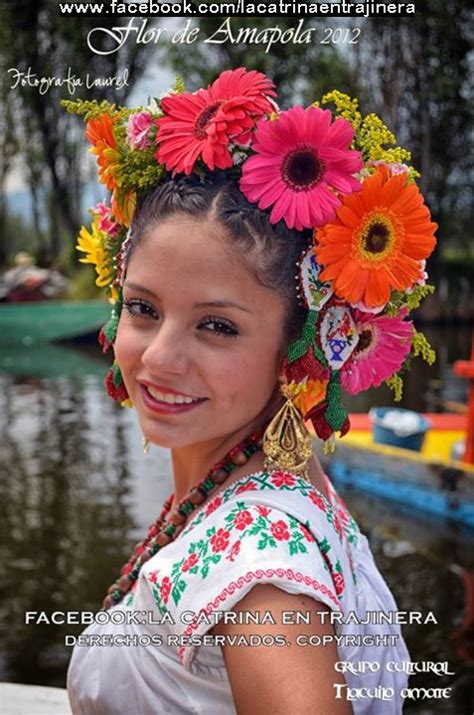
[360,1,473,275]
[0,1,158,265]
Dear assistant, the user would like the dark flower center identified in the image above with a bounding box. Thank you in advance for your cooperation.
[363,222,390,254]
[354,328,373,354]
[282,148,324,191]
[194,101,224,139]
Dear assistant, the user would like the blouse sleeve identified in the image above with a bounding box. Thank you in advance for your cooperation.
[145,496,351,672]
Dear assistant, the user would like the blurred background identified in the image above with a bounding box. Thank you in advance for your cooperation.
[0,2,473,713]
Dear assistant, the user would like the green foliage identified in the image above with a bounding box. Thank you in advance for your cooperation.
[386,284,436,315]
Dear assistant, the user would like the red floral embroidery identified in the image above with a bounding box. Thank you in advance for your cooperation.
[149,569,159,583]
[134,543,145,556]
[226,540,241,562]
[256,505,272,517]
[270,520,290,541]
[160,576,172,604]
[333,571,345,596]
[210,527,231,552]
[234,509,254,531]
[182,553,199,572]
[270,471,296,488]
[205,495,222,516]
[121,562,133,576]
[235,481,258,494]
[333,514,344,539]
[309,491,327,512]
[299,523,315,542]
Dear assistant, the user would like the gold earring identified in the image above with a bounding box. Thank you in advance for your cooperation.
[142,435,150,454]
[263,384,313,480]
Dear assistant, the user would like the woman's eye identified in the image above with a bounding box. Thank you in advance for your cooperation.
[199,317,238,338]
[123,299,158,319]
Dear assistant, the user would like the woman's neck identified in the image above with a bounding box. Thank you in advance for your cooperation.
[169,418,266,510]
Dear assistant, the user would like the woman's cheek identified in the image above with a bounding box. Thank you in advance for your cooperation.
[114,321,140,374]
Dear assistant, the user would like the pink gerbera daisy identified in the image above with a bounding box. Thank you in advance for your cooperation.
[341,309,414,395]
[239,105,363,230]
[155,67,276,175]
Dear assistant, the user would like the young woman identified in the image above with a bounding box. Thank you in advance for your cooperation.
[65,68,437,714]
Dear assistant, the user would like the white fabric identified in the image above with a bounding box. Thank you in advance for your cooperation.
[67,471,410,714]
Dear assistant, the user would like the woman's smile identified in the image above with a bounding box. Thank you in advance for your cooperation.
[139,381,208,414]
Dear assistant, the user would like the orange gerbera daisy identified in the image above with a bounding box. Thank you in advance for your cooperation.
[314,166,437,307]
[86,114,121,191]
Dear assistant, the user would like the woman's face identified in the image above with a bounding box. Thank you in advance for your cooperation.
[114,214,287,450]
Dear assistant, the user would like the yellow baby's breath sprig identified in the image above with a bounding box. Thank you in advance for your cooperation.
[318,90,362,131]
[316,92,418,179]
[412,330,436,365]
[385,373,404,402]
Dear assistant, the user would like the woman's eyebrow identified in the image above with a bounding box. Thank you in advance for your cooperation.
[195,300,253,314]
[124,282,252,314]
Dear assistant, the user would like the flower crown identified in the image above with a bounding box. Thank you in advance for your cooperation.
[63,67,437,449]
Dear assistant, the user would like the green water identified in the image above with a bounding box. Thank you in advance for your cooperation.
[0,327,472,713]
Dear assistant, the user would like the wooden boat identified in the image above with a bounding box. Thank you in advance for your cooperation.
[0,300,110,343]
[315,413,474,530]
[0,342,108,379]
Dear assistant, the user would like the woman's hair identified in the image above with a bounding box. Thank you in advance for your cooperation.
[127,171,312,346]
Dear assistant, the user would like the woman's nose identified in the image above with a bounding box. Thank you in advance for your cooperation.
[140,323,189,376]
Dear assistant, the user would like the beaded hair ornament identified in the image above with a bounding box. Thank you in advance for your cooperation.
[63,67,437,451]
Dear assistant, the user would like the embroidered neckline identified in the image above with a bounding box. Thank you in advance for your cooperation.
[177,469,356,542]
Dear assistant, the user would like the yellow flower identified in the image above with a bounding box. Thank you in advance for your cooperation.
[76,216,114,288]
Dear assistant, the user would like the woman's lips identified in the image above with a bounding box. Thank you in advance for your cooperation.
[139,384,207,415]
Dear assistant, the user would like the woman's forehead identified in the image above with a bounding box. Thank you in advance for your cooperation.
[126,216,282,312]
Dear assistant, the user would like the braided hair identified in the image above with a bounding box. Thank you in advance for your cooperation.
[126,171,312,346]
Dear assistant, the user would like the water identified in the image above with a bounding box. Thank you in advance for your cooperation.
[0,327,472,713]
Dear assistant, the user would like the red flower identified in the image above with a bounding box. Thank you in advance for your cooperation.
[210,528,231,553]
[98,327,112,354]
[149,570,159,584]
[300,523,315,542]
[226,540,241,562]
[235,481,258,494]
[121,562,133,576]
[333,571,345,596]
[256,505,272,517]
[160,576,171,604]
[270,520,290,541]
[155,68,276,175]
[105,366,129,404]
[270,471,296,488]
[205,495,222,517]
[182,553,199,572]
[309,491,327,512]
[234,510,254,531]
[134,543,145,556]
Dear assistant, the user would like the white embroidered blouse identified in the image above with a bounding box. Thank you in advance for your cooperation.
[67,470,410,714]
